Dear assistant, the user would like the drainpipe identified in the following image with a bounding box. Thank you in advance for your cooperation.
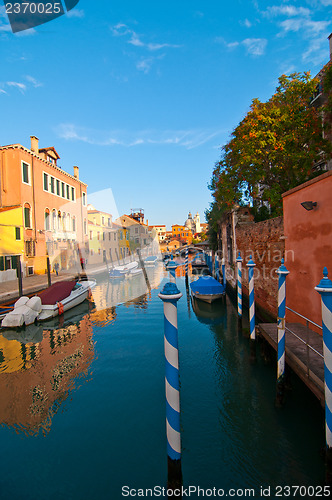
[31,156,37,242]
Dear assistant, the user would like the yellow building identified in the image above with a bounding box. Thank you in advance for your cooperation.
[87,205,130,265]
[0,205,24,281]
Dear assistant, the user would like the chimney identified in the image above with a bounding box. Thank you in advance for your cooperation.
[329,33,332,60]
[73,166,79,179]
[146,219,149,226]
[30,135,39,153]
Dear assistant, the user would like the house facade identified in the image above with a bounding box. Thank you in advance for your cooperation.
[0,136,88,278]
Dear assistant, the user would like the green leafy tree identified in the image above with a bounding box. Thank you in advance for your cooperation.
[211,72,332,216]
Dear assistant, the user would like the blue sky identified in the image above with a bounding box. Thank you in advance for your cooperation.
[1,0,331,229]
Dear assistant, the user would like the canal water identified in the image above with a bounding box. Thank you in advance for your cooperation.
[0,264,326,499]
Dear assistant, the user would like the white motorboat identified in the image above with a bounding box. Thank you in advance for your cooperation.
[1,279,96,327]
[128,268,143,278]
[144,256,158,266]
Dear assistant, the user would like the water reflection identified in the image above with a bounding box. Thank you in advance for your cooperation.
[0,302,94,436]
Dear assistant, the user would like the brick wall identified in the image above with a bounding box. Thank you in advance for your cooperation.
[235,217,285,319]
[219,211,285,320]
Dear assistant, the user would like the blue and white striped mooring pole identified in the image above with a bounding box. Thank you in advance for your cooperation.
[236,252,243,325]
[185,247,189,283]
[315,268,332,462]
[247,255,256,341]
[276,259,289,405]
[158,282,183,488]
[222,258,226,290]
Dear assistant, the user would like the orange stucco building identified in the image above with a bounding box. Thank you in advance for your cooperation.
[0,136,88,276]
[282,170,332,331]
[171,225,192,245]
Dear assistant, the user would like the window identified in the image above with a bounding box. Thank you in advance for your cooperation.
[84,219,87,235]
[71,187,75,201]
[25,240,35,257]
[82,192,86,206]
[50,177,55,194]
[114,233,116,241]
[24,203,31,228]
[102,217,105,225]
[15,227,21,240]
[103,232,105,240]
[43,172,48,191]
[45,209,50,230]
[97,232,100,240]
[120,232,123,240]
[90,231,92,240]
[22,162,30,184]
[72,217,76,232]
[108,218,111,226]
[109,233,111,241]
[61,182,65,197]
[56,179,60,196]
[66,185,70,199]
[52,210,57,230]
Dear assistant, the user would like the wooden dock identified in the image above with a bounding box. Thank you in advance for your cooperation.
[257,322,325,406]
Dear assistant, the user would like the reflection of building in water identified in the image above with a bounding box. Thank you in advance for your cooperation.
[0,313,94,436]
[90,306,117,328]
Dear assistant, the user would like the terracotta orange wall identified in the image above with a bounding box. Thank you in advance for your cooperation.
[1,147,88,270]
[282,171,332,331]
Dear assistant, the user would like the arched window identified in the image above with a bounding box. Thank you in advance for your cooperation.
[52,209,57,231]
[24,203,31,228]
[67,213,71,232]
[62,212,66,231]
[57,210,61,230]
[44,208,50,231]
[72,216,76,232]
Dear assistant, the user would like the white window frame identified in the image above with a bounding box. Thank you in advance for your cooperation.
[22,161,31,185]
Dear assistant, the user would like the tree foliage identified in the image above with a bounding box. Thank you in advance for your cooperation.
[210,72,332,217]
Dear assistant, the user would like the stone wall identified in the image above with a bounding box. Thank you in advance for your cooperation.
[219,210,285,320]
[235,217,285,319]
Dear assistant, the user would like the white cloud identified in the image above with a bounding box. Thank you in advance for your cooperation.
[241,19,252,28]
[243,38,267,56]
[265,5,311,17]
[6,81,26,93]
[110,23,181,52]
[0,89,7,94]
[67,9,85,18]
[25,75,43,87]
[279,18,330,35]
[136,58,154,74]
[57,124,223,150]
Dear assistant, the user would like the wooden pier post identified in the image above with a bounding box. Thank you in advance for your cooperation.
[17,255,23,297]
[136,249,151,292]
[315,268,332,484]
[46,256,52,287]
[158,282,183,493]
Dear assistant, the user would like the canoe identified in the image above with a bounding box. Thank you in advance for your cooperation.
[190,276,225,303]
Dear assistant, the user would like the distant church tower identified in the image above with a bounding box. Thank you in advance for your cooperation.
[194,212,201,233]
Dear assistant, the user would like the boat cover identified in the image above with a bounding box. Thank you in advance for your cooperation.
[190,276,225,295]
[38,281,77,305]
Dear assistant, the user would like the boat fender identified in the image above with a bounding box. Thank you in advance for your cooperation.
[88,288,92,298]
[57,302,64,315]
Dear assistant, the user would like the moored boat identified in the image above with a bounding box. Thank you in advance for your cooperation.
[144,255,158,266]
[1,279,96,327]
[190,276,225,303]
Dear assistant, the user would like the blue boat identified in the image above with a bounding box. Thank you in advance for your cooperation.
[144,255,158,266]
[190,276,225,303]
